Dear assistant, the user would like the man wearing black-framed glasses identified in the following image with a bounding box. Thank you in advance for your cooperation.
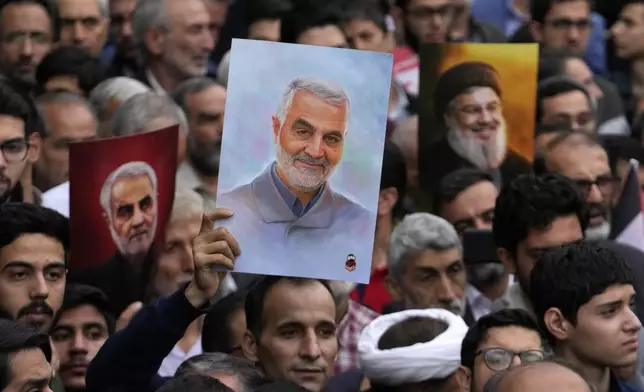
[461,308,546,392]
[0,82,40,204]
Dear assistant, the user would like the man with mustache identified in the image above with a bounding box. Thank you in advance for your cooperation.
[217,77,373,279]
[50,284,113,392]
[171,77,226,212]
[534,131,617,240]
[386,212,474,324]
[422,61,531,191]
[99,161,158,269]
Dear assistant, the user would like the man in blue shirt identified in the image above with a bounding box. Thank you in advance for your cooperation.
[472,0,607,75]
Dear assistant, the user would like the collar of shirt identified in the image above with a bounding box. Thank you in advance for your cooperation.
[270,162,324,218]
[466,275,515,320]
[146,68,168,96]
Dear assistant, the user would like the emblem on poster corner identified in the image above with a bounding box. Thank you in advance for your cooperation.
[345,254,357,272]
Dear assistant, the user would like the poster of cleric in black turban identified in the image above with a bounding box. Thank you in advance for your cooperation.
[215,39,392,283]
[418,44,538,194]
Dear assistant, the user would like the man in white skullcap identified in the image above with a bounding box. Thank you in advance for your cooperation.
[358,308,470,392]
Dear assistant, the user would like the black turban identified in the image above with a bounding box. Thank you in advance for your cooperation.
[433,61,502,119]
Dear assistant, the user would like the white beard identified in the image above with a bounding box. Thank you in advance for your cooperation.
[585,221,611,241]
[109,218,157,258]
[275,141,338,192]
[446,118,508,170]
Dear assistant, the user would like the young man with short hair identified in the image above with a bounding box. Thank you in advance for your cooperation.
[530,241,643,392]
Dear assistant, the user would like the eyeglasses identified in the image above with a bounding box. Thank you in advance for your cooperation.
[407,4,454,20]
[476,348,545,371]
[0,138,30,164]
[546,18,592,31]
[573,176,618,198]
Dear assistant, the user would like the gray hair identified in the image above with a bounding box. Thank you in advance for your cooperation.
[109,92,188,137]
[388,213,461,278]
[132,0,170,53]
[171,77,222,114]
[170,188,204,221]
[36,92,98,137]
[99,161,158,215]
[89,77,151,121]
[276,77,350,133]
[58,0,108,17]
[175,353,265,392]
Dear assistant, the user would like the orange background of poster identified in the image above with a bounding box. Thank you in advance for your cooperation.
[68,126,178,270]
[436,44,538,160]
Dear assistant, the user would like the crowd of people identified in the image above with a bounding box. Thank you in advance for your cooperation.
[1,0,644,391]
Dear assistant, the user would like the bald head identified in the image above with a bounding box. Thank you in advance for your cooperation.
[487,362,592,392]
[543,132,609,178]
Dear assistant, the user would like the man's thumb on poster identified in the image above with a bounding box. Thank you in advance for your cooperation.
[200,208,233,233]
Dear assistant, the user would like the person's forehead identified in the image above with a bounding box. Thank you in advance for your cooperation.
[262,280,335,327]
[288,90,347,118]
[456,87,500,105]
[544,90,590,112]
[408,0,450,7]
[0,114,26,140]
[0,233,65,267]
[546,0,591,18]
[0,2,50,25]
[111,175,153,198]
[186,85,227,108]
[453,181,498,206]
[345,18,382,33]
[584,284,635,308]
[549,144,609,177]
[109,0,136,14]
[297,25,347,47]
[479,326,542,351]
[408,248,462,271]
[166,0,209,25]
[56,304,107,327]
[58,0,102,15]
[523,215,583,248]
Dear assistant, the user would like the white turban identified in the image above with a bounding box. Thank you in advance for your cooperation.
[357,308,469,386]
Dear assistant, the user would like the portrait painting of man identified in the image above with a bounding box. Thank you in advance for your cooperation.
[68,126,177,271]
[216,39,393,283]
[417,44,538,195]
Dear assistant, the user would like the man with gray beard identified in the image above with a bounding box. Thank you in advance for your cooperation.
[172,77,226,211]
[217,77,373,278]
[386,213,474,325]
[422,61,531,191]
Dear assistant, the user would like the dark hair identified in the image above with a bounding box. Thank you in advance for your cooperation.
[433,168,496,215]
[461,309,543,370]
[0,83,31,131]
[0,319,52,391]
[51,284,115,335]
[175,353,266,390]
[202,289,248,353]
[380,140,407,219]
[530,241,634,344]
[340,0,388,32]
[156,374,234,392]
[247,0,292,25]
[493,173,587,254]
[371,317,451,392]
[600,135,644,176]
[280,1,343,44]
[531,0,592,24]
[537,49,583,81]
[254,381,311,391]
[245,276,333,339]
[0,203,70,262]
[171,77,220,116]
[483,358,593,392]
[536,76,594,123]
[35,46,106,96]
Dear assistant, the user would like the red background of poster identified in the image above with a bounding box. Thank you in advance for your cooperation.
[68,126,178,270]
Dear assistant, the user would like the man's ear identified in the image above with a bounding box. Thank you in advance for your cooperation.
[242,329,259,363]
[272,115,281,141]
[455,366,471,392]
[144,27,166,56]
[27,132,41,164]
[530,21,542,42]
[496,247,516,275]
[543,307,572,342]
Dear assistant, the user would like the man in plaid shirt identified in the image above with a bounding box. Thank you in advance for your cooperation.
[329,281,379,374]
